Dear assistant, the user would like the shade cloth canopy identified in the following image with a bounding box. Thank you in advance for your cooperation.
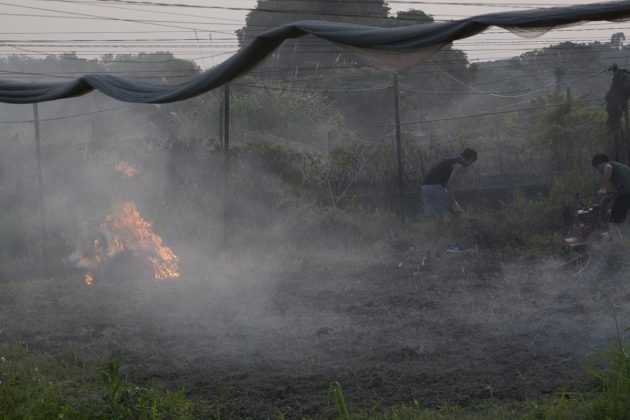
[1,0,629,104]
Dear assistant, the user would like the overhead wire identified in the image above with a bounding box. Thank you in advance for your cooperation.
[10,0,630,29]
[0,0,626,96]
[0,94,605,125]
[0,1,629,65]
[379,98,605,127]
[0,103,139,123]
[0,1,616,151]
[0,41,624,66]
[0,51,621,81]
[30,0,617,16]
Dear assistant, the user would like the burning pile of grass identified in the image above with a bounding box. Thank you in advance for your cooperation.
[74,201,179,285]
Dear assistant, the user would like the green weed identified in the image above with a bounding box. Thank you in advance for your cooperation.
[583,329,630,419]
[0,345,200,420]
[330,381,351,419]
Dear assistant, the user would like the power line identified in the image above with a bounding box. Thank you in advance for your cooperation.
[1,44,622,56]
[43,0,247,23]
[0,1,203,31]
[382,98,604,127]
[0,51,620,79]
[0,41,232,62]
[0,21,627,35]
[0,103,139,123]
[0,60,606,100]
[0,91,605,125]
[2,0,406,24]
[1,35,625,44]
[18,0,630,27]
[0,41,625,62]
[33,0,604,14]
[233,81,391,93]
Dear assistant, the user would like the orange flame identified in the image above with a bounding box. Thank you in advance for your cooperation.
[114,161,138,177]
[102,201,180,280]
[84,273,94,285]
[77,201,179,282]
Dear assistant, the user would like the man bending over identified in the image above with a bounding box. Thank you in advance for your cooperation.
[421,148,477,255]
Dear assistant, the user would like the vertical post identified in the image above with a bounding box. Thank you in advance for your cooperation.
[222,84,230,245]
[223,84,230,153]
[494,122,503,175]
[614,127,622,163]
[32,104,48,245]
[393,73,405,224]
[566,86,573,166]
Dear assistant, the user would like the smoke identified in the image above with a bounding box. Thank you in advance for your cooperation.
[2,124,630,416]
[2,55,630,418]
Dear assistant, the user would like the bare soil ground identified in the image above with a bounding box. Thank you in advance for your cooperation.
[2,241,629,419]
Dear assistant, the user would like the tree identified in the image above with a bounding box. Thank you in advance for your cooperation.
[394,10,476,110]
[101,51,200,81]
[529,91,608,171]
[611,32,626,50]
[237,0,391,77]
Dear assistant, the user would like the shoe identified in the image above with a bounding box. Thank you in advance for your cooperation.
[446,244,465,253]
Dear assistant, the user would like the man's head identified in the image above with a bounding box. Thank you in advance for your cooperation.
[461,148,477,167]
[592,153,610,168]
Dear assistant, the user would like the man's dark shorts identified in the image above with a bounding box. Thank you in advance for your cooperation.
[610,194,630,223]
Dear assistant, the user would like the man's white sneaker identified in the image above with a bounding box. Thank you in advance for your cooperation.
[446,244,465,253]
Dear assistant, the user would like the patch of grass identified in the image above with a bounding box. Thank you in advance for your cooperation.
[320,336,630,420]
[322,391,593,419]
[4,335,630,419]
[583,331,630,419]
[0,344,203,419]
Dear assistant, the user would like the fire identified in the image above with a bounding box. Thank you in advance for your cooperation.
[104,201,179,280]
[79,201,180,283]
[114,161,137,177]
[84,273,94,285]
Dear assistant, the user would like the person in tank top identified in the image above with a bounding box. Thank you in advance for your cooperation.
[592,153,630,241]
[421,148,477,256]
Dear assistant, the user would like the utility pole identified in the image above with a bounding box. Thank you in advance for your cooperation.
[222,84,230,245]
[32,104,47,243]
[32,103,48,273]
[393,73,405,224]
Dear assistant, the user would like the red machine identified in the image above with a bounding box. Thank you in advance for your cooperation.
[564,192,616,247]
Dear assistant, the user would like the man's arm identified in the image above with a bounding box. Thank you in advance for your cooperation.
[599,163,613,194]
[446,163,464,211]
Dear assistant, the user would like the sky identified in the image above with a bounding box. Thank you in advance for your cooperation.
[0,0,630,70]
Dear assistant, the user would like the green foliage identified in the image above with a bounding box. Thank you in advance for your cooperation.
[95,362,195,420]
[528,93,608,171]
[330,381,351,420]
[314,382,594,419]
[7,335,630,419]
[237,0,391,61]
[99,359,125,411]
[166,92,223,140]
[584,333,630,419]
[472,169,597,255]
[232,82,349,148]
[0,346,199,419]
[516,42,605,82]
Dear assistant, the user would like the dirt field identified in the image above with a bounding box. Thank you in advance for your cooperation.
[2,240,629,419]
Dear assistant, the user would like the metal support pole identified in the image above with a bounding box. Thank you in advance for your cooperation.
[32,104,47,243]
[222,84,230,245]
[393,73,405,224]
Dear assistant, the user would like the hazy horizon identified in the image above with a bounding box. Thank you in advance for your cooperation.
[0,0,628,71]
